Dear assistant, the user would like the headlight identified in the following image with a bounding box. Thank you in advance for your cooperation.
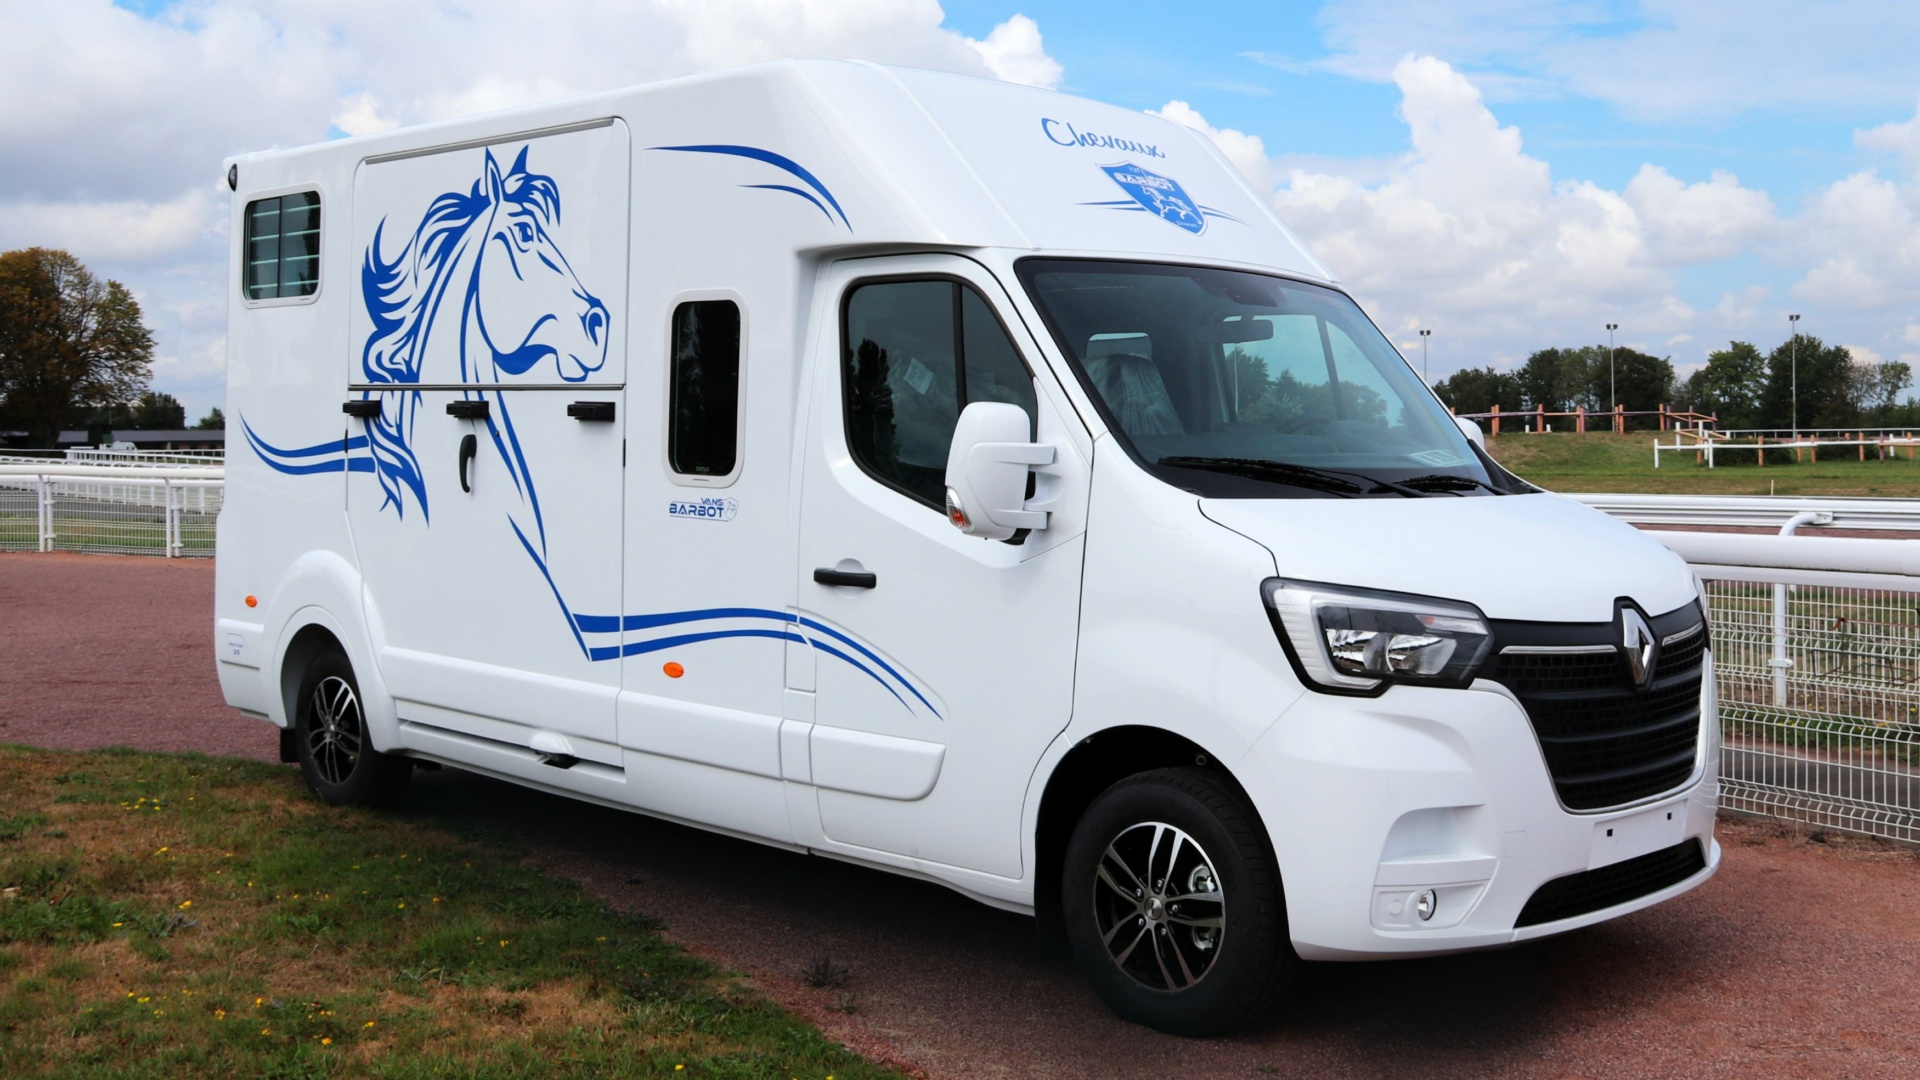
[1262,578,1493,694]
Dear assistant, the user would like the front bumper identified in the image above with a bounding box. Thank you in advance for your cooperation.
[1243,659,1719,960]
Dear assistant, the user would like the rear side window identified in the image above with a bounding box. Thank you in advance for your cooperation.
[668,300,742,478]
[842,279,1037,509]
[243,192,321,300]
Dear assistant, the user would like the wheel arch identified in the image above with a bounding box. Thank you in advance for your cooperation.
[1032,725,1264,953]
[262,550,397,751]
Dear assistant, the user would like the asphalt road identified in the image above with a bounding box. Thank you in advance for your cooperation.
[4,551,1918,1078]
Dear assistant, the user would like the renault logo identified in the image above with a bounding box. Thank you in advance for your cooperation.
[1620,606,1656,688]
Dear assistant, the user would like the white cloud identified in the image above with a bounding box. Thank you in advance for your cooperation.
[1856,98,1920,171]
[0,0,1062,421]
[966,15,1062,90]
[1623,165,1776,264]
[1790,170,1920,310]
[1148,101,1271,189]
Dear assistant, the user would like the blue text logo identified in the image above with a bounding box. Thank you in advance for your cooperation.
[1041,118,1166,159]
[667,497,739,522]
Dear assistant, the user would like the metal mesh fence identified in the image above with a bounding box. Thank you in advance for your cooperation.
[0,476,221,558]
[1704,577,1920,844]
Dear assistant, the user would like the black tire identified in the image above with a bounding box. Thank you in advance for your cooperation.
[1062,768,1295,1035]
[293,650,411,806]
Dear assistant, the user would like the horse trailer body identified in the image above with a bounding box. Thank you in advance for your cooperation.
[217,60,1719,1033]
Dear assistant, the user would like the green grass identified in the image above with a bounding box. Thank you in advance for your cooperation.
[1486,431,1920,497]
[0,747,899,1079]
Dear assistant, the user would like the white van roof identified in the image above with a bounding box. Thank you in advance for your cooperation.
[228,60,1334,282]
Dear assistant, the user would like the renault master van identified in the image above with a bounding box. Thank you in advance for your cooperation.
[215,60,1718,1034]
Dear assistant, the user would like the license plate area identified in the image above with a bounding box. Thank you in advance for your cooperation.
[1590,801,1688,869]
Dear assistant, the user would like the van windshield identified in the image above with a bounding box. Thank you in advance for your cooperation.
[1017,259,1517,498]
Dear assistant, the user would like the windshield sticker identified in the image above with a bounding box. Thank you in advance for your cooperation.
[668,497,738,522]
[902,355,935,395]
[1409,449,1471,467]
[1076,161,1245,235]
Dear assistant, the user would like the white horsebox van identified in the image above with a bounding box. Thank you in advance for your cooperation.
[215,60,1718,1033]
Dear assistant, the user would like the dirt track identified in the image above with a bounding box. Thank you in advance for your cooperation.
[4,551,1918,1078]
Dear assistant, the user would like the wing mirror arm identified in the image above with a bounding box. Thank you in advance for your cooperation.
[944,402,1058,540]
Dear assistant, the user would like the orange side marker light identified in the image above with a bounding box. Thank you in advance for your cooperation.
[244,595,258,608]
[663,662,684,679]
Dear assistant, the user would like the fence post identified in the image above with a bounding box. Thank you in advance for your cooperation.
[1490,404,1501,437]
[1659,404,1668,432]
[37,475,53,552]
[1771,581,1791,706]
[1576,406,1586,434]
[1757,434,1765,467]
[1613,403,1624,434]
[1859,433,1865,462]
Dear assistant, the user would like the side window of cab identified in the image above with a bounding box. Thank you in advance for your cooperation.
[841,279,1037,510]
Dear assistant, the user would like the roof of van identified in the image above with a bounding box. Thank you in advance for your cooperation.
[228,60,1335,283]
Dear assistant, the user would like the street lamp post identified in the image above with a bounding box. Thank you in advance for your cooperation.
[1789,313,1801,442]
[1419,328,1432,383]
[1606,323,1619,429]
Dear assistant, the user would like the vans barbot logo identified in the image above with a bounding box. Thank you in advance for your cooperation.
[667,497,738,522]
[1100,163,1206,235]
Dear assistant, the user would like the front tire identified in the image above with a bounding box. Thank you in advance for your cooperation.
[293,651,411,806]
[1062,768,1295,1035]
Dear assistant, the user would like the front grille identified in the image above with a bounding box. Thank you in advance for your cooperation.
[1488,602,1706,811]
[1515,838,1706,927]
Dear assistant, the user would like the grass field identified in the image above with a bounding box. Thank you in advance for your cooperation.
[1486,432,1920,497]
[0,747,897,1079]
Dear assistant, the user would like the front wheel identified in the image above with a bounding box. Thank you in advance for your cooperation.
[293,651,411,806]
[1061,768,1295,1035]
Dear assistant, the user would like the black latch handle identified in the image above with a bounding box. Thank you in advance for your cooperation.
[343,400,381,419]
[458,434,477,492]
[813,568,877,589]
[447,399,490,420]
[568,401,616,422]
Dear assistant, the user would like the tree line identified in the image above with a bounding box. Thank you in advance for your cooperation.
[1433,338,1915,432]
[0,247,220,448]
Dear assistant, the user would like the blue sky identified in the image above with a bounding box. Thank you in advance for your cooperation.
[12,1,1920,420]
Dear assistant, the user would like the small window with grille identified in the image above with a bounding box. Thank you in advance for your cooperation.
[243,191,321,301]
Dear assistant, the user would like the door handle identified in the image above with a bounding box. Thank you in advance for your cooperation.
[458,434,477,493]
[342,399,380,419]
[567,401,616,422]
[813,567,877,589]
[447,399,490,420]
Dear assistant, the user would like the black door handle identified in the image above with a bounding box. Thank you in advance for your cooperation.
[447,399,490,420]
[458,434,477,492]
[567,401,616,422]
[813,567,877,589]
[342,399,381,419]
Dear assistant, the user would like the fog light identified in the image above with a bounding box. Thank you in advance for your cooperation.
[1415,889,1437,922]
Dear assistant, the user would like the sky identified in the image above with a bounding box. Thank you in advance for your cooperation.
[5,0,1920,422]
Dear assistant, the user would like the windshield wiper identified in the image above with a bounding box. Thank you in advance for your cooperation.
[1399,473,1508,495]
[1157,456,1425,498]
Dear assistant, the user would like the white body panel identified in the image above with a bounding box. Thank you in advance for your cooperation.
[219,60,1716,963]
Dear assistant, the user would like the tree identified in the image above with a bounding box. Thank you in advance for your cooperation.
[194,406,225,430]
[1757,334,1854,432]
[1584,347,1673,424]
[1515,345,1603,412]
[0,248,154,447]
[92,389,185,431]
[1433,365,1523,416]
[1682,341,1767,429]
[1853,359,1912,424]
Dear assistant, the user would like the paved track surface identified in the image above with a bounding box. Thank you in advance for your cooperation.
[5,552,1919,1078]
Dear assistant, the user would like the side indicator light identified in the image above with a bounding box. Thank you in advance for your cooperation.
[662,662,684,679]
[244,595,258,608]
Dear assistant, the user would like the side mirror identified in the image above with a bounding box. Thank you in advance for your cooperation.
[944,402,1054,540]
[1454,415,1486,450]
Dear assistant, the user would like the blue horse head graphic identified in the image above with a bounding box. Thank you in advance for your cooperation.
[357,146,610,523]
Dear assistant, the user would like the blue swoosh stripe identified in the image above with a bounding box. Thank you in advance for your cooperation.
[740,183,834,222]
[509,518,591,660]
[652,145,850,229]
[243,418,375,475]
[798,616,941,719]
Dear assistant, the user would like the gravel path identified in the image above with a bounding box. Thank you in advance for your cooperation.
[4,551,1918,1078]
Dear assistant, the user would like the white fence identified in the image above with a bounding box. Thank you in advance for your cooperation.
[0,464,224,558]
[1648,528,1920,844]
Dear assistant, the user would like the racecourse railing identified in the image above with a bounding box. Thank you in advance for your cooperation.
[0,463,223,558]
[1647,529,1920,845]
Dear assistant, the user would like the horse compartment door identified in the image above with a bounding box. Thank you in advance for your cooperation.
[343,119,632,764]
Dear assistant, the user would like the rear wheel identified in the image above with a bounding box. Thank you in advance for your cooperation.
[1062,768,1294,1035]
[293,651,410,806]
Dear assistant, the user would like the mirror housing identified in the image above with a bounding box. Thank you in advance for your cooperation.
[944,402,1054,541]
[1454,415,1486,450]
